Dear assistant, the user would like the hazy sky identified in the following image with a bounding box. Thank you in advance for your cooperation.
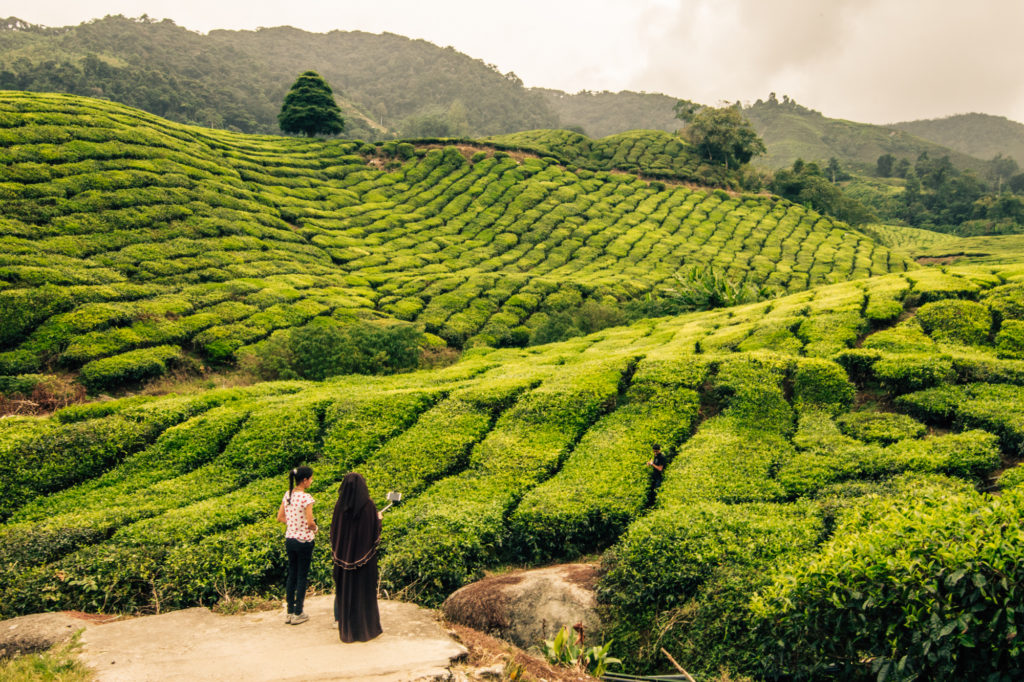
[13,0,1024,124]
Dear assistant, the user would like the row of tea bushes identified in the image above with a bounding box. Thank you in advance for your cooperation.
[507,357,706,562]
[0,92,913,391]
[379,356,634,605]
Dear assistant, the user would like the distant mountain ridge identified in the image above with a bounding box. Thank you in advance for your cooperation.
[894,113,1024,166]
[742,97,991,174]
[0,15,559,139]
[0,15,1016,176]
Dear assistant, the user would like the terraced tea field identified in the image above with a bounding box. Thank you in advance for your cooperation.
[867,222,1024,265]
[2,92,1023,680]
[487,128,739,187]
[0,92,912,392]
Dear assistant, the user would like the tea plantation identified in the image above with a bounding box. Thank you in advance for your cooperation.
[0,91,914,391]
[2,92,1024,680]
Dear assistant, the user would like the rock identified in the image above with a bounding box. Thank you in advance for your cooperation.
[474,663,505,679]
[0,612,89,659]
[442,564,602,650]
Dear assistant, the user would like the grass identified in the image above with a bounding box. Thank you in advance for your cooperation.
[0,633,91,682]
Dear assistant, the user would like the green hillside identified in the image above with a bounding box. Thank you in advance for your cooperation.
[867,223,1024,265]
[3,92,1024,681]
[744,97,991,174]
[0,91,911,393]
[3,261,1024,679]
[487,127,743,187]
[895,113,1024,166]
[0,15,558,139]
[533,88,680,139]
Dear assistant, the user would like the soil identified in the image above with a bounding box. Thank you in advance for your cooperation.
[446,623,596,682]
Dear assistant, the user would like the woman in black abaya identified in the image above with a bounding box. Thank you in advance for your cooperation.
[330,472,383,642]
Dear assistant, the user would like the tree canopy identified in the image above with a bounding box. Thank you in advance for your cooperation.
[675,101,766,169]
[278,70,345,137]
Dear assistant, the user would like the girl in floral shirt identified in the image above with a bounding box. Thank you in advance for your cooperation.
[277,465,317,624]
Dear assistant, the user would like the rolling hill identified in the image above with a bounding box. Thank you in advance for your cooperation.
[534,88,680,139]
[743,97,992,174]
[2,91,1024,681]
[0,91,911,394]
[894,112,1024,166]
[0,15,558,139]
[2,14,1011,183]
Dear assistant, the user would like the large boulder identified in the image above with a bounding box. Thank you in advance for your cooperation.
[0,612,91,658]
[442,563,602,650]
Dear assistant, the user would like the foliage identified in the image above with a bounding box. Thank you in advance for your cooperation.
[743,94,990,176]
[243,319,423,380]
[634,265,775,317]
[915,299,992,345]
[791,357,855,415]
[538,625,621,678]
[769,159,876,225]
[751,488,1024,681]
[277,71,345,137]
[509,358,704,561]
[77,345,185,393]
[0,15,557,139]
[836,411,926,445]
[679,104,766,170]
[0,92,911,380]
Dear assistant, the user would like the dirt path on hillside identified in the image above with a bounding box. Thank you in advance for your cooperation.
[76,596,467,681]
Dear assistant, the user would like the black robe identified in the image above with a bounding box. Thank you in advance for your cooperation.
[330,472,382,643]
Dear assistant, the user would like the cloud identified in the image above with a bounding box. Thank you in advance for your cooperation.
[14,0,1024,123]
[634,0,1024,123]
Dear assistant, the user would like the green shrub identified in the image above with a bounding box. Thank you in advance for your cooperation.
[509,368,700,562]
[380,358,630,605]
[218,397,323,485]
[77,345,184,394]
[833,348,883,384]
[862,320,935,353]
[915,299,992,345]
[995,319,1024,359]
[998,464,1024,489]
[981,282,1024,321]
[898,383,1024,455]
[599,501,823,675]
[751,488,1024,681]
[791,357,855,415]
[836,411,927,444]
[883,430,1000,480]
[871,353,954,394]
[244,319,423,380]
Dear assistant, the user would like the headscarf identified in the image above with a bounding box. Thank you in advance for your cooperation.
[330,472,381,570]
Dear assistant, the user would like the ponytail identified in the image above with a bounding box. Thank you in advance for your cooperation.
[287,465,314,506]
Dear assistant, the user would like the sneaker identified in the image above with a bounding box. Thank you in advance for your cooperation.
[285,613,293,624]
[290,612,309,625]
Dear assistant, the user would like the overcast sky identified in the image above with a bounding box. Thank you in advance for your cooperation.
[13,0,1024,125]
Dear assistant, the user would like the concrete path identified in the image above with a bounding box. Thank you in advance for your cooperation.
[77,597,467,681]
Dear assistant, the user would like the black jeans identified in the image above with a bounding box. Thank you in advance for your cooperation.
[285,538,314,615]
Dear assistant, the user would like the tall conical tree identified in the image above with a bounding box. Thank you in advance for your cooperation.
[278,71,345,137]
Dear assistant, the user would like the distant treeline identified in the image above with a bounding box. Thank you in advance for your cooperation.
[0,15,558,139]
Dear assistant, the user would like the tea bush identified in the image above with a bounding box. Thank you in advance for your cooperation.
[752,488,1024,681]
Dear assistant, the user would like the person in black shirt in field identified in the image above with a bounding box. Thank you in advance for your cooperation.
[646,444,667,505]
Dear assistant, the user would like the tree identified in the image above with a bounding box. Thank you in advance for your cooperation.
[827,157,842,183]
[676,103,766,169]
[876,153,895,177]
[278,71,345,137]
[988,153,1019,193]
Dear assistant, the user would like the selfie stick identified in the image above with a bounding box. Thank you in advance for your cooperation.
[380,491,402,513]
